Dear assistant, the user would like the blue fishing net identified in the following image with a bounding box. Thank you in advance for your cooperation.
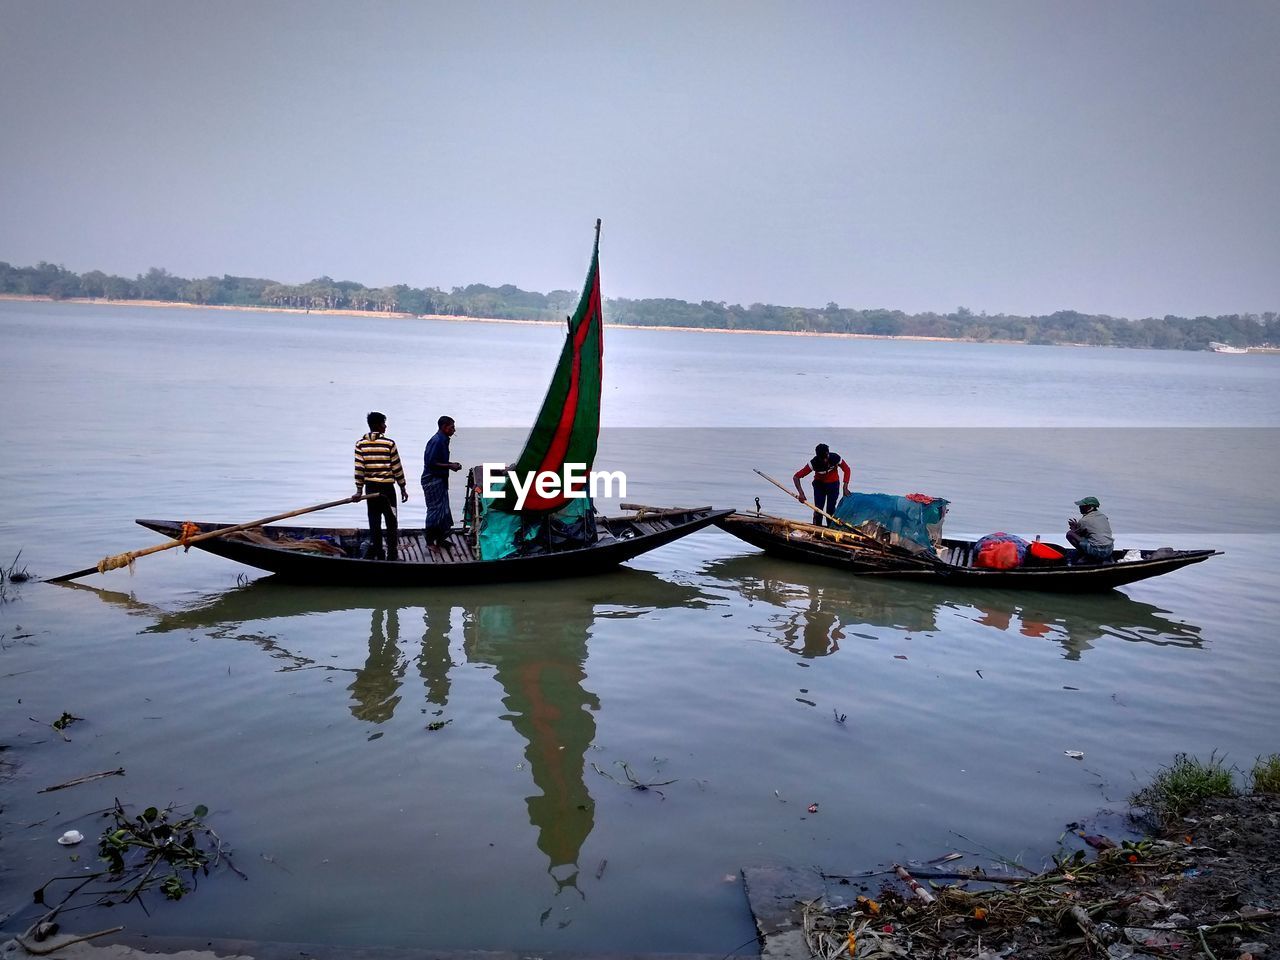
[832,493,950,555]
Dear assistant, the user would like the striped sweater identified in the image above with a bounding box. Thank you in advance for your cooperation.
[354,432,406,488]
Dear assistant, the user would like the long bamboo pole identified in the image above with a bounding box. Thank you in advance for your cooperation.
[753,468,855,530]
[48,494,375,583]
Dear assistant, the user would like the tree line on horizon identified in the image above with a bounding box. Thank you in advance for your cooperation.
[1,259,1275,351]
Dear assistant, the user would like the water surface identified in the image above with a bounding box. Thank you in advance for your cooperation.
[1,300,1277,952]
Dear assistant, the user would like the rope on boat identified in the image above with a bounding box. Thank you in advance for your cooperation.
[51,494,374,583]
[96,552,136,575]
[93,520,200,573]
[179,521,201,551]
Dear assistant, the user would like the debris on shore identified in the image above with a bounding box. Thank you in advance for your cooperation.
[747,791,1279,959]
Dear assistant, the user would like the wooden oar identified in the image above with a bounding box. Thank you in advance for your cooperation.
[752,468,938,565]
[48,494,375,583]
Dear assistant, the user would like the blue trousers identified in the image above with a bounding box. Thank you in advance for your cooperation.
[812,481,839,525]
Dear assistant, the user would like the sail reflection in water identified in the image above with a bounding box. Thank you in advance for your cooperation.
[465,603,599,892]
[75,570,708,896]
[462,573,706,893]
[705,556,1203,661]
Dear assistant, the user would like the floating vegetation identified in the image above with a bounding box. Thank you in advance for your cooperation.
[5,549,31,582]
[1,549,31,603]
[50,711,84,741]
[590,760,677,798]
[33,798,242,917]
[50,712,82,732]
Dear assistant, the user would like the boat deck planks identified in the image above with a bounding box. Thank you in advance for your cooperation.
[136,507,731,586]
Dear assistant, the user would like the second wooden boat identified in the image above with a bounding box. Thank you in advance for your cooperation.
[715,512,1221,593]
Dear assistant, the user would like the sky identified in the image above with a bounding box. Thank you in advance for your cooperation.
[1,0,1277,319]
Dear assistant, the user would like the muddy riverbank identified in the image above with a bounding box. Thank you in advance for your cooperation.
[749,792,1279,959]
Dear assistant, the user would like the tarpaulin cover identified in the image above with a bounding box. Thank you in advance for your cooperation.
[477,494,597,561]
[832,492,950,555]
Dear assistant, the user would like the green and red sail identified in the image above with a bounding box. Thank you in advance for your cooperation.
[497,220,604,513]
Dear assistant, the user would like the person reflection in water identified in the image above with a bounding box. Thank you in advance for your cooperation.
[777,586,844,658]
[419,606,453,710]
[348,608,407,723]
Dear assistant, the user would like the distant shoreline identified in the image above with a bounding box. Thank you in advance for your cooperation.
[0,293,1054,348]
[1,293,1268,351]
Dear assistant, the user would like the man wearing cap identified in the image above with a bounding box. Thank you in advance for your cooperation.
[1066,497,1114,563]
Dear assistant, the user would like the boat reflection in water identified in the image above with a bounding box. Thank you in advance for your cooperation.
[71,569,709,896]
[704,555,1204,661]
[963,590,1203,660]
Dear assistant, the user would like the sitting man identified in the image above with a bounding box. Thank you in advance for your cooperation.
[1066,496,1114,563]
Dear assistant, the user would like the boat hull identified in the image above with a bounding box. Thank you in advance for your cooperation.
[137,508,732,586]
[715,513,1220,593]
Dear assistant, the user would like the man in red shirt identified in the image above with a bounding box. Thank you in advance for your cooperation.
[793,443,851,526]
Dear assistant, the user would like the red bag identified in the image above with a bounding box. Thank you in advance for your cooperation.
[975,541,1020,570]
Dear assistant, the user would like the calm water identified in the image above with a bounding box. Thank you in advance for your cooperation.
[1,299,1278,953]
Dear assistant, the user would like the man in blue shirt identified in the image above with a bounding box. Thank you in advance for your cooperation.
[421,416,461,548]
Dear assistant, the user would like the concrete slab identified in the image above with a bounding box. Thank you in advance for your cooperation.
[740,866,826,960]
[741,865,863,960]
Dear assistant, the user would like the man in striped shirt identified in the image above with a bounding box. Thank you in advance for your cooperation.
[352,411,408,561]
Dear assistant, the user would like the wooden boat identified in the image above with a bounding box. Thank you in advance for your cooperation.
[137,506,731,586]
[122,222,732,586]
[715,512,1221,593]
